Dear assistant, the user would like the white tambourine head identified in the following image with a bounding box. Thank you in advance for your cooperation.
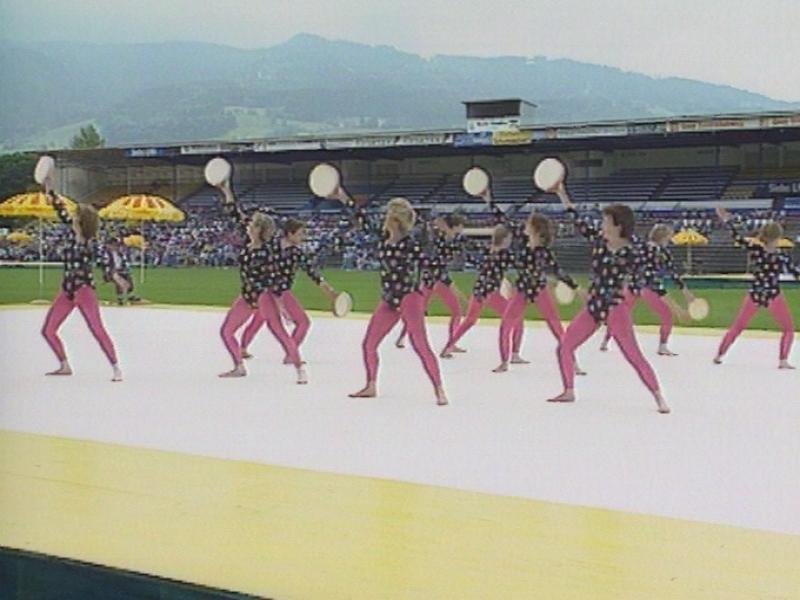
[554,281,576,305]
[462,167,490,197]
[688,298,709,321]
[309,163,341,198]
[204,157,232,187]
[499,278,513,300]
[34,155,55,185]
[333,291,353,317]
[533,158,566,192]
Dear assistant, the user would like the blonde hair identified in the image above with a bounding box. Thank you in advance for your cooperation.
[527,213,554,246]
[649,223,673,244]
[758,222,783,244]
[492,224,511,246]
[384,197,416,236]
[250,212,276,244]
[76,204,99,239]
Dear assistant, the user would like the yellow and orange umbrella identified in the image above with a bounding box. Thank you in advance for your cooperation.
[99,194,184,222]
[99,194,184,283]
[0,192,76,219]
[6,230,33,243]
[123,234,147,249]
[671,229,708,246]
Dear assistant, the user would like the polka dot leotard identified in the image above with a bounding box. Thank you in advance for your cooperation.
[420,228,465,289]
[50,192,98,300]
[514,246,578,302]
[569,208,643,324]
[639,241,686,297]
[472,248,515,300]
[223,202,276,308]
[350,203,428,310]
[270,240,325,294]
[487,200,577,301]
[727,217,800,307]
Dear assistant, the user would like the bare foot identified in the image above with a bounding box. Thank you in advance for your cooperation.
[111,366,123,382]
[349,383,377,398]
[510,354,530,364]
[779,360,796,370]
[547,391,575,403]
[219,364,246,378]
[492,362,509,373]
[435,387,449,406]
[241,350,254,360]
[46,365,72,376]
[451,345,467,353]
[296,367,308,385]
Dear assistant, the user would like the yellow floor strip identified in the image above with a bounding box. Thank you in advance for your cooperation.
[0,430,797,599]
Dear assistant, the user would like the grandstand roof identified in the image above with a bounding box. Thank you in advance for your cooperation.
[51,110,800,168]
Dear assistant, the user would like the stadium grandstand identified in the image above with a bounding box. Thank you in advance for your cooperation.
[5,107,800,275]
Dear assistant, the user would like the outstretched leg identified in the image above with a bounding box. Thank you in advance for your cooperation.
[607,303,668,413]
[351,300,401,397]
[716,295,758,363]
[766,293,795,367]
[41,290,76,374]
[400,291,447,404]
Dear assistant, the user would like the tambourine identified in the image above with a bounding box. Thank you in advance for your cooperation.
[333,291,353,317]
[34,155,55,185]
[462,167,491,198]
[533,158,567,192]
[554,280,576,305]
[309,163,343,199]
[204,157,233,187]
[499,278,513,300]
[688,298,709,321]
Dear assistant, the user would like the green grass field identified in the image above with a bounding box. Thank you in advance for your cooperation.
[1,266,798,331]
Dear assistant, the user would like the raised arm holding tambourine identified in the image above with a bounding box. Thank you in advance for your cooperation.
[309,163,449,405]
[548,166,670,414]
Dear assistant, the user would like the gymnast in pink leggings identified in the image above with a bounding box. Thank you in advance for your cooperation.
[482,200,582,374]
[41,185,122,382]
[395,213,467,352]
[548,183,670,414]
[215,181,281,378]
[441,224,522,359]
[342,197,448,405]
[714,208,799,369]
[239,218,337,363]
[599,223,694,356]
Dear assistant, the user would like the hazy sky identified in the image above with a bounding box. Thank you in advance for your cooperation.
[2,0,798,101]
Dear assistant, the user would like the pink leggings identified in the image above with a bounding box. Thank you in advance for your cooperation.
[603,288,673,346]
[240,291,310,353]
[558,305,660,393]
[499,290,563,363]
[220,296,257,366]
[718,293,794,361]
[447,291,523,351]
[362,292,442,391]
[41,287,118,365]
[398,282,462,342]
[257,291,303,367]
